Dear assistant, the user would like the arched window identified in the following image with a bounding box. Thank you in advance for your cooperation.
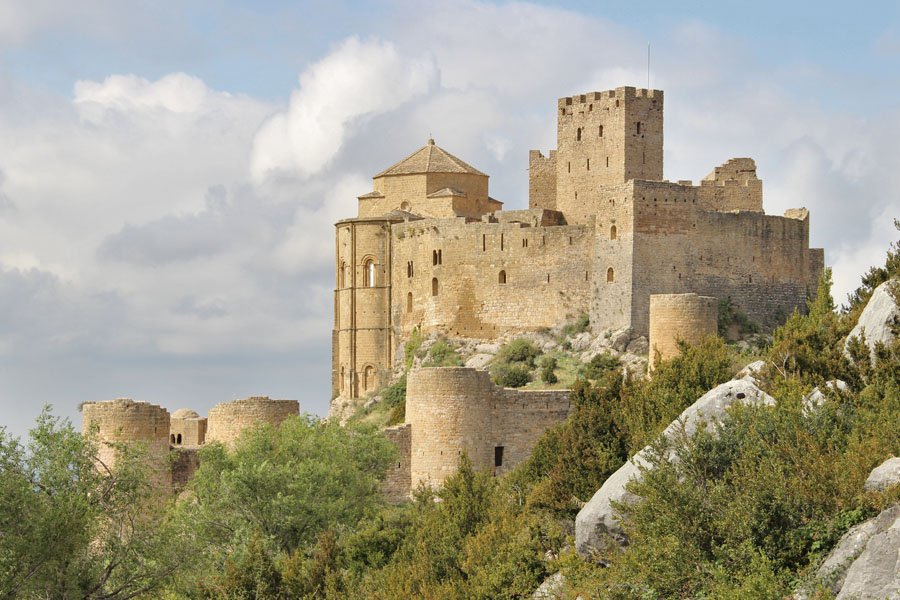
[339,261,346,288]
[407,292,413,313]
[607,267,615,283]
[170,434,176,444]
[576,127,582,141]
[432,277,439,296]
[498,270,507,284]
[364,259,375,287]
[364,366,375,392]
[610,225,617,240]
[176,433,182,445]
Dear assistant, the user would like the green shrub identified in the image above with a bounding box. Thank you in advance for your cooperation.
[540,356,558,384]
[386,400,405,426]
[423,339,462,367]
[578,352,619,380]
[493,363,532,388]
[404,328,424,370]
[719,297,762,338]
[382,375,406,407]
[560,313,590,339]
[496,338,541,367]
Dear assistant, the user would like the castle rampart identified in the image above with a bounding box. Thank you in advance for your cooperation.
[381,423,411,503]
[649,293,718,370]
[206,396,299,447]
[404,367,570,491]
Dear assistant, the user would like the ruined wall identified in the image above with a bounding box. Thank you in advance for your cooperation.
[529,150,557,211]
[381,423,411,504]
[334,217,396,398]
[648,293,718,370]
[626,180,817,335]
[554,87,663,225]
[206,397,299,447]
[406,367,571,489]
[391,217,592,346]
[81,398,170,483]
[697,158,763,212]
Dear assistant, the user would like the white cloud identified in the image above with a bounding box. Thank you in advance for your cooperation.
[249,37,438,180]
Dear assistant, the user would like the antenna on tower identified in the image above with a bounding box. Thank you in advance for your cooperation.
[647,42,651,89]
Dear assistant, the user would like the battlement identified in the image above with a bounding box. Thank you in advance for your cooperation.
[558,86,663,110]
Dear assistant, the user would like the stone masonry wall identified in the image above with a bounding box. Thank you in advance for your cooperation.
[529,150,557,211]
[81,398,171,484]
[170,417,207,446]
[391,217,593,347]
[406,367,571,489]
[206,397,299,447]
[648,293,718,370]
[382,423,411,504]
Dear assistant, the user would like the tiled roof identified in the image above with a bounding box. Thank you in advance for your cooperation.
[375,139,487,177]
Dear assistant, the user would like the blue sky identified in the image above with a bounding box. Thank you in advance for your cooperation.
[1,0,899,439]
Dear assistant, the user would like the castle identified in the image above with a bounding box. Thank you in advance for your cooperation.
[335,86,823,497]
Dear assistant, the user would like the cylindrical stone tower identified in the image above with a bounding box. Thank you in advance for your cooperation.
[206,396,299,447]
[649,293,718,370]
[81,398,170,478]
[406,367,494,488]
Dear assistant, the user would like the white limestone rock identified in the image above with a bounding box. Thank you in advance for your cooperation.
[575,378,775,558]
[533,572,567,599]
[475,342,501,354]
[625,335,649,355]
[735,360,765,383]
[844,280,900,361]
[803,380,850,414]
[610,328,632,352]
[464,353,494,370]
[865,457,900,493]
[571,332,593,352]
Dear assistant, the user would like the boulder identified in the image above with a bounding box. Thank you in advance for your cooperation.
[464,353,494,370]
[533,572,568,599]
[575,378,775,558]
[626,335,649,355]
[865,457,900,493]
[610,328,631,352]
[735,360,765,383]
[844,280,900,361]
[475,342,501,354]
[571,331,593,352]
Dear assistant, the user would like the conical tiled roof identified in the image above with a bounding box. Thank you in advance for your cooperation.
[375,139,487,177]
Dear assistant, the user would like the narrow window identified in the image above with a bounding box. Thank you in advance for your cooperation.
[407,292,413,313]
[576,127,582,142]
[606,156,609,168]
[599,125,603,137]
[567,161,571,173]
[574,191,577,200]
[340,366,345,392]
[494,446,504,467]
[432,250,438,265]
[438,250,442,264]
[501,233,504,251]
[542,235,546,246]
[749,275,753,283]
[588,103,593,111]
[616,99,620,107]
[176,433,182,445]
[643,151,645,164]
[499,270,507,284]
[432,277,438,296]
[170,434,176,444]
[569,236,572,245]
[585,271,588,281]
[587,158,590,170]
[482,234,486,252]
[607,267,615,283]
[364,259,375,287]
[547,274,550,283]
[610,225,617,240]
[339,261,346,288]
[636,122,641,134]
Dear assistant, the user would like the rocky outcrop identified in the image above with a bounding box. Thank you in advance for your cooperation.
[532,572,567,599]
[575,375,774,558]
[865,457,900,493]
[803,380,849,414]
[845,280,900,361]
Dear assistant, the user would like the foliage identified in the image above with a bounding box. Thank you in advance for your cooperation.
[493,362,533,388]
[423,339,463,367]
[496,338,542,367]
[404,327,424,370]
[560,313,590,339]
[577,352,619,381]
[718,296,763,338]
[540,356,558,384]
[0,408,187,600]
[382,375,406,407]
[385,400,405,427]
[845,218,900,314]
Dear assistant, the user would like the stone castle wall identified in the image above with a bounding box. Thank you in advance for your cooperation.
[81,398,171,482]
[529,150,557,211]
[648,293,719,370]
[206,397,299,446]
[381,423,411,503]
[406,367,570,489]
[390,217,593,346]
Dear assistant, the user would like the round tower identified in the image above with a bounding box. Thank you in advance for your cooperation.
[649,293,718,370]
[81,398,170,475]
[206,396,299,447]
[406,367,494,488]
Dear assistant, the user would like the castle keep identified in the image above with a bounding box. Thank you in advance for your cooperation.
[333,86,824,399]
[334,86,824,496]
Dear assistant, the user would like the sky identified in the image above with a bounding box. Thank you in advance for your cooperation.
[1,0,899,440]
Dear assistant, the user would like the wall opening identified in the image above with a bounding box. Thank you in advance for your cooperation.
[636,121,641,134]
[364,259,375,287]
[607,267,615,283]
[494,446,504,467]
[567,161,570,173]
[176,433,182,445]
[522,238,528,248]
[599,125,603,137]
[610,225,617,240]
[432,250,438,265]
[606,156,609,168]
[340,366,345,392]
[576,127,582,141]
[339,261,346,288]
[587,158,590,170]
[432,277,439,296]
[547,274,550,283]
[407,292,412,313]
[501,233,504,251]
[170,434,175,444]
[364,365,375,392]
[482,234,486,252]
[498,270,507,284]
[438,250,442,264]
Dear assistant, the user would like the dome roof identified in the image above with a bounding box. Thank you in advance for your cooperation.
[172,408,200,420]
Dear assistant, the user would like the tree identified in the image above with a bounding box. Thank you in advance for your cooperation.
[0,407,186,600]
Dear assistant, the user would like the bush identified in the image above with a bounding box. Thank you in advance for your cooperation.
[560,313,590,339]
[423,339,462,367]
[578,352,619,381]
[493,363,533,388]
[540,356,558,384]
[404,328,424,370]
[718,297,762,339]
[382,375,406,407]
[496,338,541,367]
